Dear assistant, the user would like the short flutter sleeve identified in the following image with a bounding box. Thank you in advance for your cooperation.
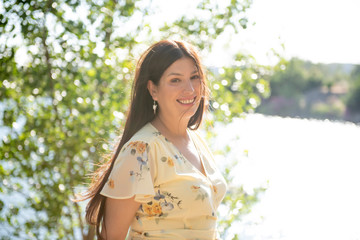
[100,140,157,203]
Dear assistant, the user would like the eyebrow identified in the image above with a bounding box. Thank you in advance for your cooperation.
[166,70,198,77]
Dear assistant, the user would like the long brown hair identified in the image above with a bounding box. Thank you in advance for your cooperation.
[76,40,208,239]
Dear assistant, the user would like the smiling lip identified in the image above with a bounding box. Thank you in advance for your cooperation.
[177,96,196,105]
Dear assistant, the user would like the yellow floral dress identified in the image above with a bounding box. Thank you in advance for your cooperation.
[100,123,227,240]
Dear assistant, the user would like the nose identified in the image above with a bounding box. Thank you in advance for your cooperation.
[183,79,195,94]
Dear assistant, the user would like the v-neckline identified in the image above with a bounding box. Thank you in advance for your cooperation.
[187,130,208,178]
[149,123,208,179]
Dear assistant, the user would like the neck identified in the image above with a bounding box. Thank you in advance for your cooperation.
[152,113,189,138]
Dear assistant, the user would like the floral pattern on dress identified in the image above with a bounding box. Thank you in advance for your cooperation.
[211,184,218,194]
[152,131,162,137]
[124,141,150,182]
[139,185,183,224]
[161,156,175,167]
[191,184,209,201]
[107,179,115,188]
[128,141,148,155]
[143,201,163,216]
[174,154,186,164]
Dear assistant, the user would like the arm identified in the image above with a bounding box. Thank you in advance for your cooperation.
[101,196,141,240]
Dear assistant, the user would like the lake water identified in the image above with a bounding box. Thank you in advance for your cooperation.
[213,114,360,240]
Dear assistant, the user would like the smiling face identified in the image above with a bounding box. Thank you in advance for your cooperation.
[148,57,202,124]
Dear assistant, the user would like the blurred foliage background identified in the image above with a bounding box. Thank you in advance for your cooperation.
[257,58,360,122]
[0,0,269,239]
[1,0,359,239]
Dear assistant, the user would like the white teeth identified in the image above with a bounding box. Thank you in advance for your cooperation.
[178,98,195,104]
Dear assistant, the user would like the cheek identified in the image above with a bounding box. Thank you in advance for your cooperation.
[195,81,203,93]
[158,88,176,102]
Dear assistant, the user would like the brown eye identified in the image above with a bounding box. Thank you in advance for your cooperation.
[191,75,200,80]
[171,78,181,83]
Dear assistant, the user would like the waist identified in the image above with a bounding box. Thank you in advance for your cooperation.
[132,215,217,230]
[129,228,217,240]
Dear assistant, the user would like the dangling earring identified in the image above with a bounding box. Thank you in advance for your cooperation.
[153,100,157,115]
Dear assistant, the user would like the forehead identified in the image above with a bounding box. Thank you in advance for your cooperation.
[163,57,198,76]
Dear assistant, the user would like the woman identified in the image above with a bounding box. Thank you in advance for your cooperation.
[80,40,227,239]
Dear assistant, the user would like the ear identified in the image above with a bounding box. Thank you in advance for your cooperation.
[147,80,158,100]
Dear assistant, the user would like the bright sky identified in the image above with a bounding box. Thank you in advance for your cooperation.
[9,0,360,67]
[206,0,360,66]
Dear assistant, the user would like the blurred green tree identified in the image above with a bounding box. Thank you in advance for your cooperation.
[269,58,324,99]
[0,0,270,239]
[258,57,351,120]
[346,65,360,114]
